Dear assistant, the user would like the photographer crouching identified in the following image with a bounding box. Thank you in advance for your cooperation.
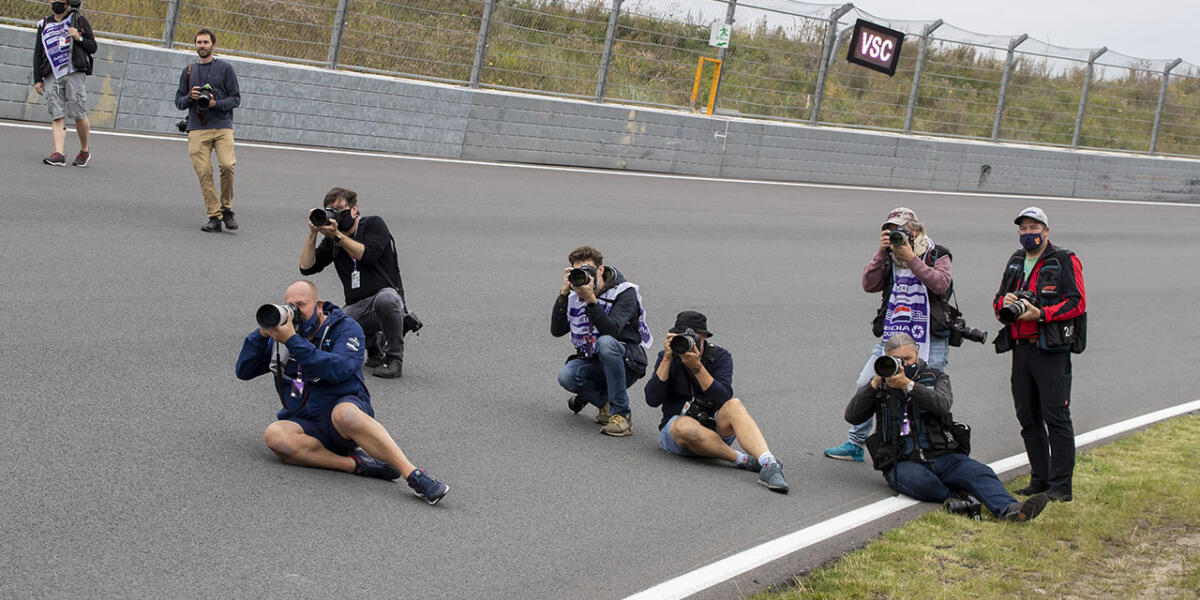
[551,246,652,437]
[644,312,789,493]
[235,280,448,505]
[300,187,411,379]
[845,333,1048,521]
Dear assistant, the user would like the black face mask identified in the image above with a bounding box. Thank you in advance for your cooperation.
[903,362,919,379]
[52,2,68,14]
[335,209,356,232]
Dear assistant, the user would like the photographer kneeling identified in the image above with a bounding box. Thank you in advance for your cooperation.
[644,312,789,493]
[235,280,447,505]
[300,187,410,379]
[845,333,1047,521]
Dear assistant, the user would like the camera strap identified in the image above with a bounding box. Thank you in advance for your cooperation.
[185,62,209,126]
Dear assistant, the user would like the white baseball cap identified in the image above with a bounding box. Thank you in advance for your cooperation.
[1014,206,1049,228]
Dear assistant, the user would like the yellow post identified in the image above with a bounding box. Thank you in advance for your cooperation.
[690,57,723,116]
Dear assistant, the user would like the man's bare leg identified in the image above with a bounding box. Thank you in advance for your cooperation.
[716,398,771,458]
[671,416,739,462]
[263,420,354,472]
[51,118,66,154]
[330,403,417,478]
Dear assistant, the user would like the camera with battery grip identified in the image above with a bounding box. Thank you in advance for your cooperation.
[683,397,718,431]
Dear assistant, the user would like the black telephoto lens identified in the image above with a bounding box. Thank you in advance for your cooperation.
[873,355,903,378]
[568,268,592,286]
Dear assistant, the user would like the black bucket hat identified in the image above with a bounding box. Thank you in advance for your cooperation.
[668,310,712,337]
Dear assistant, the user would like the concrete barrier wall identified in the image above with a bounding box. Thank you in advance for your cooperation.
[4,25,1198,202]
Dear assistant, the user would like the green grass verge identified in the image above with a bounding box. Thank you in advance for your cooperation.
[752,412,1200,600]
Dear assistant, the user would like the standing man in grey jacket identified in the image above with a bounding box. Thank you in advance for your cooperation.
[174,28,241,232]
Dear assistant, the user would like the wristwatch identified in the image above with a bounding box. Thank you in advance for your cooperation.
[334,233,343,242]
[905,381,915,394]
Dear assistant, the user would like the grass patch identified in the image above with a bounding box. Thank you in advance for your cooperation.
[752,412,1200,600]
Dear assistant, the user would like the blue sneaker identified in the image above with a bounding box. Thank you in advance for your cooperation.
[406,469,449,505]
[823,441,864,462]
[757,462,790,493]
[351,450,401,480]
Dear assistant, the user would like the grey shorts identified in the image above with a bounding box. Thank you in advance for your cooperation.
[44,71,87,121]
[658,414,737,457]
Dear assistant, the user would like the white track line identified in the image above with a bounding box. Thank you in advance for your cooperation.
[624,398,1200,600]
[2,121,1198,209]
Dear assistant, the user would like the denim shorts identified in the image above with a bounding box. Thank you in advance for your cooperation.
[285,395,373,456]
[658,414,737,457]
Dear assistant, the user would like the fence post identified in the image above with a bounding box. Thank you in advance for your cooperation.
[710,0,737,110]
[904,19,942,134]
[1149,58,1182,155]
[810,3,853,125]
[162,0,182,48]
[470,0,497,88]
[1071,46,1107,149]
[990,33,1027,141]
[594,0,622,102]
[327,0,350,69]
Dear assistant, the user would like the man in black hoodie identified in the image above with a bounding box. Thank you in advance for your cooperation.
[32,0,97,167]
[551,246,651,437]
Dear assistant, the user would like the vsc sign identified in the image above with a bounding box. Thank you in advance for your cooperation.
[847,19,904,77]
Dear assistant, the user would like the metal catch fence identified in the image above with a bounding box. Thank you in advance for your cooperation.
[4,0,1198,157]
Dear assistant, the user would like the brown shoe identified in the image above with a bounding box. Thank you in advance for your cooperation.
[594,403,611,424]
[600,414,632,437]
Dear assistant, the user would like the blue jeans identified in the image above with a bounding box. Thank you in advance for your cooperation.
[847,336,949,446]
[885,453,1018,517]
[556,336,631,417]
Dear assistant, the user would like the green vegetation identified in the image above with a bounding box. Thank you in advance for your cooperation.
[752,412,1200,600]
[6,0,1197,155]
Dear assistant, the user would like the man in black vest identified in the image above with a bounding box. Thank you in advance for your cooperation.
[300,188,408,379]
[993,207,1087,503]
[845,333,1048,521]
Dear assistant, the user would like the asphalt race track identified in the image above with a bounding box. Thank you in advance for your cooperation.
[2,120,1198,599]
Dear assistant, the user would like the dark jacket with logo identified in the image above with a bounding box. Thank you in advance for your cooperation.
[992,242,1086,349]
[235,302,370,421]
[33,11,97,83]
[550,265,648,377]
[644,344,733,431]
[845,360,962,472]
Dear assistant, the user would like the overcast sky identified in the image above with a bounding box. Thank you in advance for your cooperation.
[846,0,1199,64]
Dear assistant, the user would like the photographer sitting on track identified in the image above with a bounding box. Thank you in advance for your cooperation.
[644,311,789,493]
[845,333,1048,521]
[235,280,447,505]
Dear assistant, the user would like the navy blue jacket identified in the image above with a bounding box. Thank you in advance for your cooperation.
[643,343,733,431]
[235,302,369,421]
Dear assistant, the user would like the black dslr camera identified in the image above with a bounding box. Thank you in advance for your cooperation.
[669,328,702,355]
[998,290,1037,324]
[888,228,913,248]
[256,303,301,329]
[684,398,718,431]
[309,207,339,227]
[195,83,215,109]
[175,119,188,132]
[568,264,598,287]
[948,317,987,346]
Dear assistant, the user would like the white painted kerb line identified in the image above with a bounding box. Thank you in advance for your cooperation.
[624,398,1200,600]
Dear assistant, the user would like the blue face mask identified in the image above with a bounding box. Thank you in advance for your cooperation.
[903,362,919,379]
[1020,232,1044,251]
[297,306,322,338]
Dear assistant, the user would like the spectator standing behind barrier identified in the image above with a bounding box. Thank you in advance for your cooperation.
[993,207,1087,503]
[644,311,790,493]
[824,207,954,463]
[845,333,1049,522]
[32,0,96,167]
[174,28,240,233]
[235,280,448,505]
[551,246,652,437]
[300,188,408,379]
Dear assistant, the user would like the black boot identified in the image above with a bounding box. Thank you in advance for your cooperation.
[221,209,238,230]
[201,216,222,232]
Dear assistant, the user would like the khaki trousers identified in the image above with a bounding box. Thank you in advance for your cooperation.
[188,128,236,217]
